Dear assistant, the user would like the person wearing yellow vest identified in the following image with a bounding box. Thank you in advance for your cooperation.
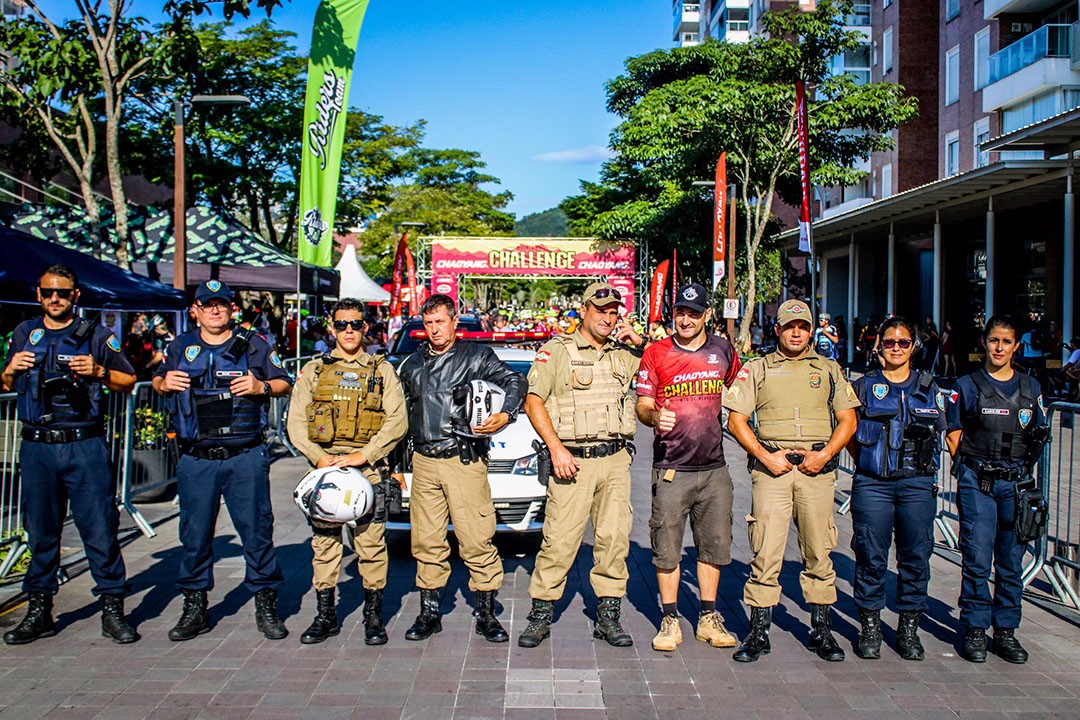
[518,282,644,648]
[287,298,408,645]
[723,299,860,662]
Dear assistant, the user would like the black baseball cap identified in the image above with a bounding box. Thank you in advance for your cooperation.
[195,279,233,304]
[674,283,710,313]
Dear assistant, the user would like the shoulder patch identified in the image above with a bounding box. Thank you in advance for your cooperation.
[726,385,742,402]
[535,350,551,364]
[269,351,282,368]
[936,392,945,411]
[106,334,121,352]
[872,383,889,400]
[184,345,201,363]
[949,390,960,404]
[29,328,44,345]
[1019,408,1033,428]
[1037,395,1045,415]
[736,367,750,382]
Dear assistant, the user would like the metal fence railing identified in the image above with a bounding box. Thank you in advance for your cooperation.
[0,394,26,580]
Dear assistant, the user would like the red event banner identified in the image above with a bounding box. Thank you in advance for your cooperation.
[389,231,408,318]
[796,80,813,253]
[430,238,635,276]
[713,152,727,290]
[649,260,670,324]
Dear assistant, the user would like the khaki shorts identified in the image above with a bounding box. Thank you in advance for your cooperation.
[648,466,734,569]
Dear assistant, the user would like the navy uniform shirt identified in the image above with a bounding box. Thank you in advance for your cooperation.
[851,372,949,435]
[946,369,1046,468]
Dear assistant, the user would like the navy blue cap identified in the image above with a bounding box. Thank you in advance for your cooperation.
[194,279,233,304]
[674,283,710,313]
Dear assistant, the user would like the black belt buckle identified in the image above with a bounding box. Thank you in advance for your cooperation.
[207,447,230,461]
[786,452,805,465]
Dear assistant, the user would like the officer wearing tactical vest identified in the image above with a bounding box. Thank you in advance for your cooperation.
[287,298,407,645]
[723,299,859,662]
[1,265,139,645]
[518,282,644,648]
[152,280,292,641]
[945,315,1048,664]
[847,317,946,661]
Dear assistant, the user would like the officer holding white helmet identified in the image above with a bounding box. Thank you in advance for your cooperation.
[287,298,407,645]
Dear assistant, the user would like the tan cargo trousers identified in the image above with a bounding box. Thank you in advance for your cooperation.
[310,466,387,591]
[744,465,839,607]
[529,448,633,601]
[410,453,503,592]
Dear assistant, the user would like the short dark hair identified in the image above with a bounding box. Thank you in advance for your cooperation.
[331,297,366,318]
[41,264,78,289]
[421,294,456,317]
[878,315,917,341]
[983,314,1019,341]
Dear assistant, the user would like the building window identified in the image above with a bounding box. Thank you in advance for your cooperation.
[973,118,991,168]
[881,163,893,198]
[945,46,960,105]
[946,0,960,21]
[883,28,894,73]
[974,28,990,90]
[884,0,892,7]
[945,132,960,176]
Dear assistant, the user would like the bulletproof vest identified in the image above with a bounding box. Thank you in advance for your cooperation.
[545,335,637,442]
[957,370,1038,462]
[753,352,836,443]
[854,370,942,478]
[15,318,102,428]
[169,328,263,443]
[306,354,386,447]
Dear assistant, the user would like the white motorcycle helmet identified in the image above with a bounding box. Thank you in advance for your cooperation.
[452,379,506,438]
[293,466,374,524]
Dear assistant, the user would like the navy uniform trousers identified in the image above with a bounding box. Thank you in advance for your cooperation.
[20,438,128,596]
[176,445,283,592]
[850,472,936,611]
[955,462,1026,630]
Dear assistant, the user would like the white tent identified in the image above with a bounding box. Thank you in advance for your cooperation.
[335,244,390,303]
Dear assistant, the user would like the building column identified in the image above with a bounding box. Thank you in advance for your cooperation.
[847,235,857,364]
[933,212,943,329]
[1065,171,1075,361]
[887,223,896,314]
[985,196,995,318]
[819,254,827,314]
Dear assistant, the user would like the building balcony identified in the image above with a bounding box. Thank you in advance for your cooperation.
[983,25,1076,111]
[673,3,702,41]
[984,0,1061,21]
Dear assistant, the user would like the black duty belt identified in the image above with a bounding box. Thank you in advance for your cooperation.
[565,440,630,459]
[416,445,459,459]
[21,426,105,444]
[181,440,261,461]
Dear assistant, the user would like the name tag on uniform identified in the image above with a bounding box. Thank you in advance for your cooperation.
[981,408,1010,415]
[56,354,75,363]
[215,370,244,379]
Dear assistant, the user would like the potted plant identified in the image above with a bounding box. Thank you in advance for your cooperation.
[130,407,175,501]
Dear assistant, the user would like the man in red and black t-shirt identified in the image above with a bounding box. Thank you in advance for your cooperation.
[636,283,741,652]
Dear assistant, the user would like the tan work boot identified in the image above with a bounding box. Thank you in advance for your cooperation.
[652,614,682,651]
[696,611,737,648]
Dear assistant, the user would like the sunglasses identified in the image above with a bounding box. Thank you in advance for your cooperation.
[333,319,365,331]
[39,287,75,299]
[590,288,622,302]
[881,338,914,350]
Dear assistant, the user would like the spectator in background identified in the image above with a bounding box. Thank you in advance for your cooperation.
[750,320,764,351]
[835,315,846,364]
[921,319,941,372]
[813,313,839,359]
[939,320,957,377]
[122,314,155,380]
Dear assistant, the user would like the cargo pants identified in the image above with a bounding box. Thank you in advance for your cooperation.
[310,466,387,591]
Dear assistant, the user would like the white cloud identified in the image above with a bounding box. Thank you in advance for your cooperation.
[533,145,613,164]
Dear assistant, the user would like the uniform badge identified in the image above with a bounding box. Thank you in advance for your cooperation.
[1019,409,1033,428]
[184,345,201,362]
[949,390,960,404]
[936,392,945,411]
[1037,395,1045,415]
[727,385,741,402]
[535,350,551,364]
[206,280,222,292]
[736,367,750,382]
[872,383,889,400]
[106,334,121,352]
[809,372,822,389]
[269,351,282,368]
[29,328,44,345]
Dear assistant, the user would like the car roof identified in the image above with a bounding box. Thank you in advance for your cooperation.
[493,347,537,362]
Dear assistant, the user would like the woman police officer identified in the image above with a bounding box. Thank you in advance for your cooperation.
[945,315,1048,664]
[847,317,946,660]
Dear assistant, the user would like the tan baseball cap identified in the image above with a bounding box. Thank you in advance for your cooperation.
[582,282,623,307]
[776,299,813,327]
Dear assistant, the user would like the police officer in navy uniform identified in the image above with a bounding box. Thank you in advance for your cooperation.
[847,317,946,661]
[152,280,292,641]
[1,265,139,645]
[945,315,1048,664]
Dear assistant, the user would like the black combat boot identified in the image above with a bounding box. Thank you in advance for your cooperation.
[593,597,633,647]
[168,589,210,642]
[733,606,772,662]
[100,594,139,644]
[896,611,925,661]
[855,608,882,659]
[991,628,1029,664]
[518,599,554,648]
[254,588,288,640]
[300,588,339,645]
[473,590,509,643]
[404,588,442,641]
[808,604,845,661]
[363,589,388,646]
[3,593,56,645]
[962,627,987,663]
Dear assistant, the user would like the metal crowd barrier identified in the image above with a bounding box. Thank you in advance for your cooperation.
[0,393,26,580]
[1039,401,1080,607]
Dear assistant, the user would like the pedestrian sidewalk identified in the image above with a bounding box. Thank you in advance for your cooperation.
[0,433,1078,720]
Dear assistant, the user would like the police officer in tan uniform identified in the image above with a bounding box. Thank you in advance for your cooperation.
[287,298,407,645]
[518,282,644,648]
[723,299,859,662]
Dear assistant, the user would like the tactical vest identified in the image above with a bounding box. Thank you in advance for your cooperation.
[545,335,637,442]
[754,352,836,443]
[854,370,942,478]
[306,354,386,447]
[168,328,263,444]
[957,370,1039,462]
[14,318,102,428]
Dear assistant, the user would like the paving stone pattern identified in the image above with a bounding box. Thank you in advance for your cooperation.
[1,428,1078,720]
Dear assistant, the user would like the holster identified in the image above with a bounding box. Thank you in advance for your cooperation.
[1014,476,1048,544]
[975,463,1017,495]
[532,439,553,487]
[456,436,489,466]
[903,423,938,474]
[1023,425,1051,468]
[375,464,403,520]
[812,442,841,473]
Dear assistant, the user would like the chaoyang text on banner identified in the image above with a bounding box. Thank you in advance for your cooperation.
[649,260,670,324]
[796,80,813,254]
[389,232,407,318]
[298,0,370,267]
[713,152,727,290]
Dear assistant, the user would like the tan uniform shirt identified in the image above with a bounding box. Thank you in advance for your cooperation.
[287,351,408,465]
[527,331,641,419]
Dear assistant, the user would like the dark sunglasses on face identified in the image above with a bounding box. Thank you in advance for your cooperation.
[39,287,74,300]
[333,319,365,331]
[591,288,622,301]
[881,338,913,350]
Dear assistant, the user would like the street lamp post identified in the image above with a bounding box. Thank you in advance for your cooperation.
[173,94,252,292]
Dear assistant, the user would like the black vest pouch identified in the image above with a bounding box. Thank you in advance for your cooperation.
[195,391,234,438]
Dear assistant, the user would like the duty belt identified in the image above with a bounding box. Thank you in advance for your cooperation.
[21,426,104,444]
[416,445,459,459]
[565,440,630,459]
[180,439,261,461]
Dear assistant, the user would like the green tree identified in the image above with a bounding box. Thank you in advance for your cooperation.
[515,207,569,236]
[562,0,916,350]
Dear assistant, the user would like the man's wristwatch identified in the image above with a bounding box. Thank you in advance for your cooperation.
[98,366,110,383]
[262,381,272,396]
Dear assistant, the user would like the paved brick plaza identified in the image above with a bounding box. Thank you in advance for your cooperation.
[0,430,1078,720]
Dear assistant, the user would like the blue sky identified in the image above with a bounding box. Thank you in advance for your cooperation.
[38,0,672,219]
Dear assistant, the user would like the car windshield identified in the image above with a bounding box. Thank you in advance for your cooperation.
[391,320,482,355]
[505,361,532,376]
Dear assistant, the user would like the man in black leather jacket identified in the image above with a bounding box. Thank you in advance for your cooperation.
[397,294,527,642]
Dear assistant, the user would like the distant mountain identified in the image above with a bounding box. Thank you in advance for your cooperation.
[514,207,568,237]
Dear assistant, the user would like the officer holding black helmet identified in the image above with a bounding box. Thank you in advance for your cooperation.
[2,265,139,645]
[847,316,946,661]
[152,280,292,641]
[945,315,1048,664]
